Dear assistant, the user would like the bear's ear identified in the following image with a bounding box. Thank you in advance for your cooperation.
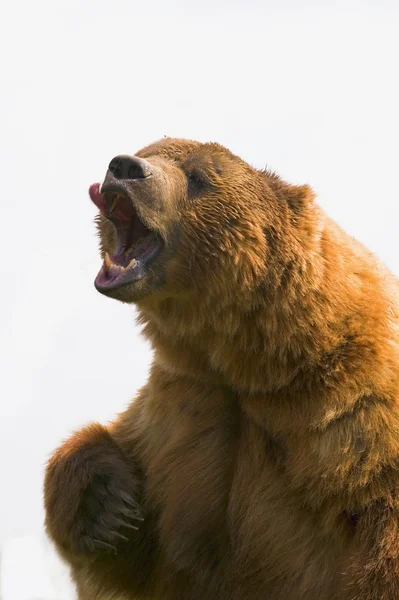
[285,183,315,214]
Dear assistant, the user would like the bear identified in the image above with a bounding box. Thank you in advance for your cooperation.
[44,138,399,600]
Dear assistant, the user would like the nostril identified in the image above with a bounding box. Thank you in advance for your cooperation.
[108,155,152,180]
[128,162,145,179]
[108,157,124,179]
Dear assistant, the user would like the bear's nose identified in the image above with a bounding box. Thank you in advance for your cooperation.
[108,155,152,180]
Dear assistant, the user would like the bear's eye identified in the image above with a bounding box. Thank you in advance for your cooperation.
[187,171,207,198]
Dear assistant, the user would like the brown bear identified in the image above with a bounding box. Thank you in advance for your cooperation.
[44,138,399,600]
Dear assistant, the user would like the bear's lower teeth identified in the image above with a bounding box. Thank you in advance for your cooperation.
[104,252,137,271]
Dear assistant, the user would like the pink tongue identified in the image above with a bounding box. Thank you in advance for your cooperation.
[89,183,106,212]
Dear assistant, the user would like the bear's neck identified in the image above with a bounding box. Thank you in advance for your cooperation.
[137,215,383,396]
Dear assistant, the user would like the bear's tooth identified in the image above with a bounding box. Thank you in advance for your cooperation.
[104,252,113,268]
[127,257,137,269]
[109,195,119,213]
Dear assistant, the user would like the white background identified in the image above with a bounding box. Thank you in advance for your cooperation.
[1,0,398,597]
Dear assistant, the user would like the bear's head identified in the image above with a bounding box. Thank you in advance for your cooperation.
[89,138,315,307]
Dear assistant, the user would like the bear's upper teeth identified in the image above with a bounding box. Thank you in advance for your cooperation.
[109,194,121,213]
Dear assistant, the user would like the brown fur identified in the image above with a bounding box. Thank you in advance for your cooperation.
[44,138,399,599]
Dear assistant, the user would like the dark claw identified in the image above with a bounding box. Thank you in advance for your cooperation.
[128,507,144,521]
[120,492,142,512]
[109,531,129,544]
[92,539,117,555]
[112,516,140,531]
[127,511,144,523]
[119,505,143,522]
[132,513,144,522]
[123,522,140,531]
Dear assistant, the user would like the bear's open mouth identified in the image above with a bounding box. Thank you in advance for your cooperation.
[89,182,163,292]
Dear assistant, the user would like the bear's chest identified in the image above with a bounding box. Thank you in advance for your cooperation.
[140,384,238,576]
[137,385,342,598]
